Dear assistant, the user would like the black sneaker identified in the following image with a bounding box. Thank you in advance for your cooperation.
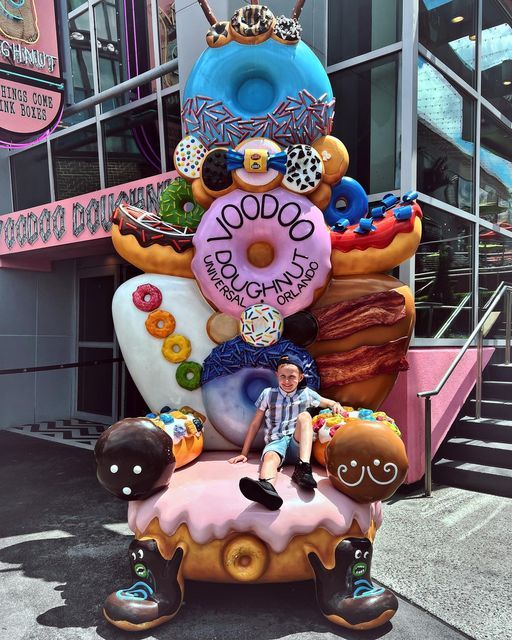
[292,460,317,490]
[239,477,283,510]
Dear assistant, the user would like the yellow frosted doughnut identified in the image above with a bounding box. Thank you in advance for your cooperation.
[162,334,191,363]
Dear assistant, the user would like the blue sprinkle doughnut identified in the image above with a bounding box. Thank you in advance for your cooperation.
[324,177,369,227]
[201,336,320,389]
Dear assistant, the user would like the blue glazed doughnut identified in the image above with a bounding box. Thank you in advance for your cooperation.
[202,367,275,447]
[182,39,334,148]
[201,336,320,388]
[324,177,369,227]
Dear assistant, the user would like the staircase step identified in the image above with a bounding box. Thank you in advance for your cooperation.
[454,416,512,444]
[484,363,512,382]
[433,458,512,498]
[467,398,512,420]
[482,380,512,401]
[438,437,512,469]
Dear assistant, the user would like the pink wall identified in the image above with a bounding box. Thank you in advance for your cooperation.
[381,347,494,483]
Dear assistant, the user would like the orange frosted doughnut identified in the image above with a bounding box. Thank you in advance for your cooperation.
[312,136,349,185]
[145,310,176,338]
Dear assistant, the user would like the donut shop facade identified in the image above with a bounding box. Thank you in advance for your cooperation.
[0,1,511,469]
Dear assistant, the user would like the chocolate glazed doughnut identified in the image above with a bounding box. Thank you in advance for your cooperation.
[200,148,235,198]
[230,5,275,44]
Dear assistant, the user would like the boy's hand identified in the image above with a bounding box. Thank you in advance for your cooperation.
[331,402,343,415]
[228,454,248,464]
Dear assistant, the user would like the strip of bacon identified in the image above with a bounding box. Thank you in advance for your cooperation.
[316,338,409,388]
[312,290,406,341]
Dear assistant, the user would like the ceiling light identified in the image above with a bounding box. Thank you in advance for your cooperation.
[504,80,512,86]
[451,15,464,23]
[468,34,476,41]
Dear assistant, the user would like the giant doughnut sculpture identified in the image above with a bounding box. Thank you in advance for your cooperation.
[97,0,422,632]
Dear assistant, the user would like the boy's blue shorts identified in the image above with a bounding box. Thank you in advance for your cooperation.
[261,435,300,469]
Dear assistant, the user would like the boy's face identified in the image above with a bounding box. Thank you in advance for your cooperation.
[277,364,304,394]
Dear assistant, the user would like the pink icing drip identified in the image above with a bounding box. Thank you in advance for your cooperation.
[128,452,382,553]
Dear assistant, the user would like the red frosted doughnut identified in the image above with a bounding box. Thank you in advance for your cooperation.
[132,284,163,312]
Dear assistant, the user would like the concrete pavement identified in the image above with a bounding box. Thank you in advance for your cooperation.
[0,428,506,640]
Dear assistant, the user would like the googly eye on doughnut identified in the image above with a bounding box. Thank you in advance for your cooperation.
[230,4,275,45]
[282,144,323,194]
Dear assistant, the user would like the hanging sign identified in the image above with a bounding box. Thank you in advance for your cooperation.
[0,0,64,148]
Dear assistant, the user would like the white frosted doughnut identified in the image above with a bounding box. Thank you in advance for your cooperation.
[173,135,208,181]
[240,304,283,347]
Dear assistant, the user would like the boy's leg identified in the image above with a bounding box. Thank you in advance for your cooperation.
[293,411,314,463]
[260,451,281,485]
[239,443,285,510]
[291,412,317,490]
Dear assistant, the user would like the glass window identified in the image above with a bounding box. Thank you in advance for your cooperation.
[68,11,95,123]
[52,126,101,200]
[68,0,86,10]
[328,0,401,66]
[419,0,477,87]
[163,92,182,170]
[330,54,399,195]
[479,227,512,339]
[93,0,126,110]
[10,145,51,210]
[415,204,473,338]
[480,108,512,225]
[481,0,512,122]
[417,57,475,212]
[158,0,179,88]
[103,103,161,188]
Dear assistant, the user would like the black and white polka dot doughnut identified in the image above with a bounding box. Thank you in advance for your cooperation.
[272,15,302,44]
[283,144,323,194]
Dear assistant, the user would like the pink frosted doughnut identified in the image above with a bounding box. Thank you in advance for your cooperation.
[191,187,332,317]
[232,138,283,192]
[132,284,162,312]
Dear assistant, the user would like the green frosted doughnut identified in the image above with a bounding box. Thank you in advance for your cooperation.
[176,360,203,391]
[159,178,205,229]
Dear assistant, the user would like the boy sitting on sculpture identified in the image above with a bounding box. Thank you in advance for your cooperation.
[228,354,342,510]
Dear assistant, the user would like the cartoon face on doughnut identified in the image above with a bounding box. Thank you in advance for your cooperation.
[109,0,421,476]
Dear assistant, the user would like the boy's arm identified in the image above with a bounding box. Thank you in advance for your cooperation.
[228,409,265,463]
[317,395,343,415]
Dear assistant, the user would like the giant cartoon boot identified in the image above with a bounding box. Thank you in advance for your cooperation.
[308,537,398,631]
[103,539,185,632]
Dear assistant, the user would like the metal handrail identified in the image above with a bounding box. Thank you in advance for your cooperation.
[417,281,512,497]
[434,292,472,339]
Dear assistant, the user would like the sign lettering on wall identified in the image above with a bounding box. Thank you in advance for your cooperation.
[0,0,64,148]
[0,172,174,256]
